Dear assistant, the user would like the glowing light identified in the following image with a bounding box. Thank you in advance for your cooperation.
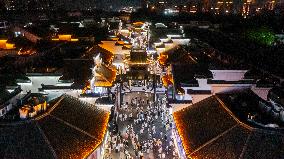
[83,113,110,159]
[0,40,8,48]
[4,43,15,49]
[59,34,72,41]
[70,38,79,42]
[161,74,174,87]
[52,34,79,42]
[174,112,194,158]
[0,39,16,49]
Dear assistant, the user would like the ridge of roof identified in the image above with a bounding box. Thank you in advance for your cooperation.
[0,94,110,159]
[174,95,284,159]
[35,121,57,159]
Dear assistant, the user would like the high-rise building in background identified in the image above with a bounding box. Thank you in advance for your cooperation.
[2,0,283,12]
[3,0,99,11]
[154,0,168,12]
[202,0,211,12]
[216,0,234,13]
[3,0,54,11]
[4,0,16,10]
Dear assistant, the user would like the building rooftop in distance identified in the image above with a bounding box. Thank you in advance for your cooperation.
[174,93,284,159]
[62,59,93,86]
[0,94,109,159]
[129,49,148,64]
[172,64,212,86]
[94,64,117,87]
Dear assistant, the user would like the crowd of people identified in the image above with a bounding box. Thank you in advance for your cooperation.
[103,92,179,159]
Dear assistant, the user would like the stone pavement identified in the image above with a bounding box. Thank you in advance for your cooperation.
[104,92,179,159]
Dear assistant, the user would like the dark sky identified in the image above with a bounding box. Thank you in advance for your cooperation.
[96,0,141,8]
[7,0,274,10]
[54,0,142,10]
[45,0,273,10]
[96,0,189,9]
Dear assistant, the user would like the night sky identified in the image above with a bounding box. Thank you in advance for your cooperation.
[4,0,275,11]
[54,0,191,10]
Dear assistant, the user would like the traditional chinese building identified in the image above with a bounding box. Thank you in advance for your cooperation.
[0,94,109,159]
[173,91,284,159]
[89,54,116,94]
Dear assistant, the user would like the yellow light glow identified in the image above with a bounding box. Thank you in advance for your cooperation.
[5,43,15,49]
[117,41,124,45]
[0,40,8,49]
[0,40,15,49]
[162,74,173,87]
[83,113,110,159]
[111,37,119,41]
[133,21,144,25]
[70,38,79,42]
[58,34,72,41]
[52,35,79,42]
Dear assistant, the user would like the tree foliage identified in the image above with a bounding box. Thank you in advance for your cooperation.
[245,27,276,46]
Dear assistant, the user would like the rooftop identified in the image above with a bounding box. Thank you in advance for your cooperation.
[94,64,116,87]
[172,64,212,87]
[62,59,93,86]
[0,94,109,159]
[174,93,284,158]
[129,50,148,64]
[0,87,21,106]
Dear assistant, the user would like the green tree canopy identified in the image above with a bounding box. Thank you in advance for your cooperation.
[245,27,276,46]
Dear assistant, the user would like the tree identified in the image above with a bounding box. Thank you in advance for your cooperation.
[245,27,276,46]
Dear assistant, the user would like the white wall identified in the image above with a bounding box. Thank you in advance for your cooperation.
[183,79,211,91]
[164,43,175,50]
[181,79,212,104]
[120,29,130,37]
[211,84,252,94]
[210,70,248,81]
[172,39,190,45]
[171,103,192,112]
[160,38,169,43]
[167,35,182,38]
[154,42,163,47]
[191,94,212,104]
[18,76,61,93]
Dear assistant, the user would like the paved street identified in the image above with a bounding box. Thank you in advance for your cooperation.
[103,92,179,159]
[100,21,180,159]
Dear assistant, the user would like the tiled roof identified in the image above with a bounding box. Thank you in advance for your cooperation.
[174,95,284,158]
[0,95,109,159]
[95,64,116,86]
[0,87,21,106]
[130,50,148,64]
[0,89,12,105]
[0,122,55,159]
[96,46,114,64]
